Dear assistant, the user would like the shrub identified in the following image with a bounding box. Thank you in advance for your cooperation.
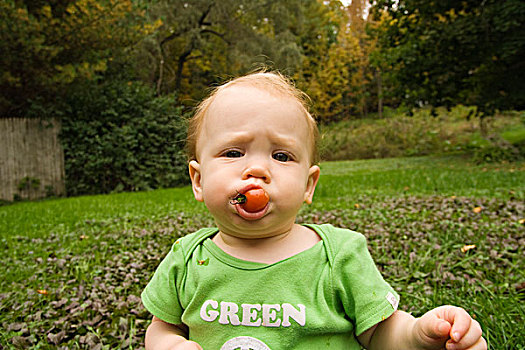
[318,106,523,161]
[59,80,189,196]
[471,137,524,164]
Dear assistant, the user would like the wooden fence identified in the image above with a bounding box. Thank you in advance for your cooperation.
[0,118,65,201]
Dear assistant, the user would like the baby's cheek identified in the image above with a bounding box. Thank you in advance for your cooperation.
[203,188,229,211]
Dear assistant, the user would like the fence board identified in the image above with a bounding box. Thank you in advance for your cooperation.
[0,118,65,201]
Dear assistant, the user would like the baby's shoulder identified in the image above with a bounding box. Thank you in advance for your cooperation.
[306,223,369,262]
[307,223,365,244]
[170,227,218,257]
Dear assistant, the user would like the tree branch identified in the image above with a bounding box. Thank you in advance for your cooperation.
[200,29,230,44]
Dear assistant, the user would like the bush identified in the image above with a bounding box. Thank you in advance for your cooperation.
[319,112,465,160]
[318,106,523,161]
[59,80,189,196]
[471,138,524,164]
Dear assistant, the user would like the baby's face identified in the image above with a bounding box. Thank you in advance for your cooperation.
[189,85,320,238]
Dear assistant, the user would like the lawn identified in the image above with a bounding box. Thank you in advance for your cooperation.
[1,154,524,349]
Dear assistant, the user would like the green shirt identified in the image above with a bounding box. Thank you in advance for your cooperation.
[141,224,399,349]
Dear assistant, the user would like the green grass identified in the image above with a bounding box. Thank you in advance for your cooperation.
[1,155,524,349]
[313,155,524,204]
[0,187,201,241]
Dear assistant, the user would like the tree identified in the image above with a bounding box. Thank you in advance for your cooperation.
[301,2,363,122]
[135,0,317,103]
[299,0,387,122]
[369,0,525,118]
[0,0,156,117]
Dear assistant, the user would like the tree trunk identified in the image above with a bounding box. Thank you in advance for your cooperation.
[156,57,164,96]
[175,48,192,94]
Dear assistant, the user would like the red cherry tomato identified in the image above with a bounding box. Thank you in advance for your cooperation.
[242,189,269,212]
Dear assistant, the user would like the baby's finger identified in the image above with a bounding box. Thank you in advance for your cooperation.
[448,319,483,349]
[446,333,487,350]
[443,306,472,342]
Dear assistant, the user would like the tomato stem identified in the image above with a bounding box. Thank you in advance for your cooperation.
[230,193,247,205]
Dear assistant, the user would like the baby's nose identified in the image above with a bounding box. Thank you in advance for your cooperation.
[242,160,270,183]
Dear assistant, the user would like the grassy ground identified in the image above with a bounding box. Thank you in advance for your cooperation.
[1,155,524,349]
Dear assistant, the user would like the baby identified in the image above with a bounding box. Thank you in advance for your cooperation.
[141,72,486,350]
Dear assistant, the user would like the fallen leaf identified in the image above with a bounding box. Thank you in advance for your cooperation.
[473,207,482,213]
[7,322,25,332]
[11,336,30,347]
[47,330,66,345]
[37,289,48,295]
[354,203,360,209]
[461,244,476,253]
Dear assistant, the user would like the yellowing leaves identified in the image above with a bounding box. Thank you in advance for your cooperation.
[16,8,29,21]
[435,9,457,23]
[407,13,418,23]
[435,13,447,23]
[461,244,476,253]
[41,5,53,18]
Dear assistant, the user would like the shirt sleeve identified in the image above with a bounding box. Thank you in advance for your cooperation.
[332,231,399,336]
[141,240,186,325]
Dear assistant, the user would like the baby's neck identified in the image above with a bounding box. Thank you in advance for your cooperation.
[212,224,321,264]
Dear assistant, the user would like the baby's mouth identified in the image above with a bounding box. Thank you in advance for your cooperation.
[230,188,270,217]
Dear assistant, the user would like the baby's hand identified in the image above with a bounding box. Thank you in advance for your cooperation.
[414,305,486,350]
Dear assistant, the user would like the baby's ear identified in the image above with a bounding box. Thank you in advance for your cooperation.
[304,165,320,204]
[188,160,204,202]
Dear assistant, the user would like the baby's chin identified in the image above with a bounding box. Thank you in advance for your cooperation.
[216,217,299,241]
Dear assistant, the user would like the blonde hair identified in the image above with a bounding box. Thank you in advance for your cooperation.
[186,71,320,164]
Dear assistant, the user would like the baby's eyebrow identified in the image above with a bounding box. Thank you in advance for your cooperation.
[221,132,253,145]
[217,131,301,151]
[268,133,299,149]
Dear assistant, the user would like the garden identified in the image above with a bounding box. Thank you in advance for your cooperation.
[1,0,524,348]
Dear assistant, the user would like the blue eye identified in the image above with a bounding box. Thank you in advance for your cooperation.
[225,150,243,158]
[273,152,290,162]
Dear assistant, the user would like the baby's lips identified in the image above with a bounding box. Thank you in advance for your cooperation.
[240,188,269,213]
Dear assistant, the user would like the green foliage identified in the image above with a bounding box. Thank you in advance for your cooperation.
[0,0,155,117]
[14,177,42,201]
[301,6,361,122]
[369,0,525,116]
[469,111,525,163]
[59,80,189,195]
[472,142,524,164]
[137,0,343,105]
[319,107,524,161]
[17,177,40,192]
